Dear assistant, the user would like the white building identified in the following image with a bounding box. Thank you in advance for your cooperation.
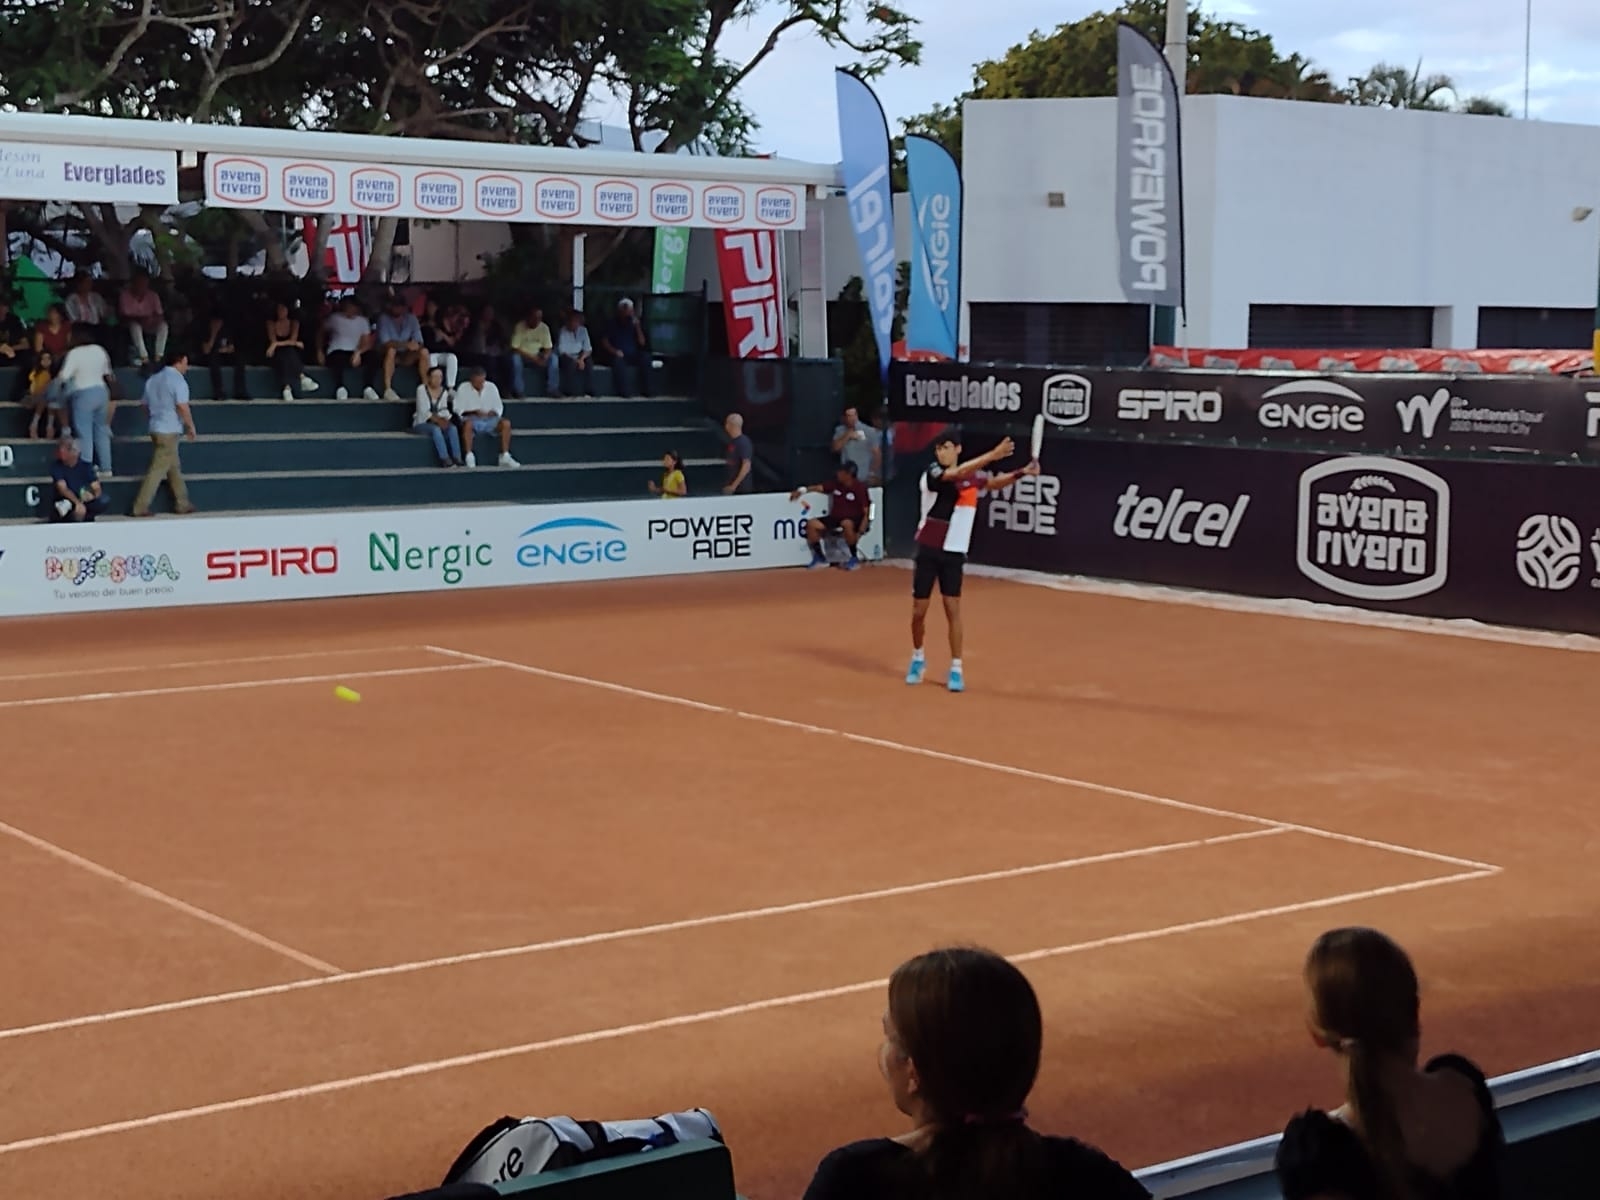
[960,95,1600,362]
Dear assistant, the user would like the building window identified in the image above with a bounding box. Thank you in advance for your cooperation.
[1476,307,1595,349]
[969,303,1149,366]
[1247,305,1434,349]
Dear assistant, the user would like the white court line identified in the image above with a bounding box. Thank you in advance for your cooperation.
[424,646,1500,875]
[0,662,489,709]
[0,865,1496,1157]
[0,645,427,686]
[0,819,340,976]
[0,828,1284,1042]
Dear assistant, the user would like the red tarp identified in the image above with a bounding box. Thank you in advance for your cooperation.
[1149,346,1593,375]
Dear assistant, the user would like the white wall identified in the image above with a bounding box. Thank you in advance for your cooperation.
[961,94,1600,348]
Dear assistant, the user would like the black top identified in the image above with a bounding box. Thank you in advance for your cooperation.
[802,1133,1152,1200]
[1276,1054,1504,1200]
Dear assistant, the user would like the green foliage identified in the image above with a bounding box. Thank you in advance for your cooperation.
[1343,61,1513,117]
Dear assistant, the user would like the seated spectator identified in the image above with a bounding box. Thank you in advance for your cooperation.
[453,364,520,469]
[599,297,653,398]
[65,273,113,342]
[33,303,73,366]
[198,309,247,401]
[44,435,107,523]
[421,296,460,388]
[1,292,31,403]
[802,947,1149,1200]
[59,325,116,478]
[265,301,317,401]
[119,271,169,369]
[790,461,871,570]
[464,303,511,394]
[413,364,464,468]
[131,350,198,518]
[647,450,686,498]
[554,309,594,397]
[377,294,426,401]
[319,295,380,400]
[1275,927,1503,1200]
[25,350,64,441]
[510,305,556,398]
[833,406,882,485]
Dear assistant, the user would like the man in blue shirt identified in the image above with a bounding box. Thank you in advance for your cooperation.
[376,294,425,402]
[131,350,198,517]
[598,297,654,398]
[45,436,107,522]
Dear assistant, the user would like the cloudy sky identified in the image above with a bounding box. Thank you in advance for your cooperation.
[695,0,1600,162]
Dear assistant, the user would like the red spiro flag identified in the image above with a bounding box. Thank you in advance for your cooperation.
[715,229,786,359]
[301,215,371,285]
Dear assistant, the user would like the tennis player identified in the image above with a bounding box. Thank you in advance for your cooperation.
[907,431,1038,692]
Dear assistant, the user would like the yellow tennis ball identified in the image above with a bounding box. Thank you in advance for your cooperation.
[334,686,361,703]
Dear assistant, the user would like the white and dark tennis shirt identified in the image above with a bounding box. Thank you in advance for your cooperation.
[914,464,988,554]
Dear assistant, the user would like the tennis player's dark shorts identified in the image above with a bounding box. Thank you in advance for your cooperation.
[912,545,965,599]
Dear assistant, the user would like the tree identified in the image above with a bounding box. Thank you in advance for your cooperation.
[1344,61,1514,117]
[900,0,1341,165]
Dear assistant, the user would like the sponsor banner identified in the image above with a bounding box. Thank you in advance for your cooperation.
[0,492,883,618]
[962,435,1600,635]
[1115,22,1185,310]
[886,361,1600,461]
[0,142,176,205]
[714,229,787,359]
[205,155,804,229]
[652,227,691,294]
[835,69,897,380]
[1149,346,1595,376]
[903,135,962,361]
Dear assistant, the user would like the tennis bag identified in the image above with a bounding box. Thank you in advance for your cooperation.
[441,1108,722,1187]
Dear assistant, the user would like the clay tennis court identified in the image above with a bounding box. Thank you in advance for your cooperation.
[2,566,1598,1200]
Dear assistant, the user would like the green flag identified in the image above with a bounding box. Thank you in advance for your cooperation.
[651,228,689,294]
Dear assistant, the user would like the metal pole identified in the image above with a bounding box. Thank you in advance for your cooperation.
[1524,0,1532,119]
[1154,1,1188,359]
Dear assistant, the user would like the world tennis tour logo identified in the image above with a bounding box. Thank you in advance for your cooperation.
[1296,458,1449,602]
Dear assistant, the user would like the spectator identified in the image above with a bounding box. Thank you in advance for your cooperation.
[131,350,198,518]
[464,303,511,394]
[554,309,594,396]
[872,408,895,482]
[1,292,31,404]
[376,294,426,401]
[65,273,113,342]
[32,303,73,365]
[58,325,116,478]
[833,406,883,485]
[801,947,1149,1200]
[453,364,520,469]
[198,309,247,401]
[45,436,107,523]
[413,363,464,468]
[319,295,380,400]
[119,271,169,369]
[599,297,653,398]
[265,301,317,401]
[510,305,556,398]
[722,413,753,494]
[25,350,63,441]
[1275,927,1504,1200]
[421,296,460,388]
[789,461,871,570]
[647,450,686,498]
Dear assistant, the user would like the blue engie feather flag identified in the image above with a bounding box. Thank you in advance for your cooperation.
[835,69,897,379]
[904,134,962,360]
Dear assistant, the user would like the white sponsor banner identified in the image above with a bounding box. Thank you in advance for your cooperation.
[204,154,805,230]
[0,492,881,618]
[0,142,177,205]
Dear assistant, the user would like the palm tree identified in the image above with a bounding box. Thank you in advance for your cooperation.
[1346,59,1456,110]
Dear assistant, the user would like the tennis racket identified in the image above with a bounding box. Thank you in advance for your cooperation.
[1030,412,1045,463]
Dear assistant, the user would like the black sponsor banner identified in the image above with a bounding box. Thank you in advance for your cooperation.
[968,435,1600,635]
[887,361,1600,462]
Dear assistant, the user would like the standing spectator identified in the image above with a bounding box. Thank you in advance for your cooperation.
[413,364,464,467]
[510,305,556,398]
[599,297,653,398]
[453,364,520,469]
[119,271,169,369]
[65,274,113,348]
[464,303,511,394]
[801,947,1150,1200]
[131,350,198,517]
[44,436,107,523]
[0,293,32,404]
[648,450,686,498]
[265,301,317,401]
[376,294,425,401]
[554,309,594,396]
[58,325,116,478]
[319,295,379,400]
[421,296,461,388]
[25,350,63,441]
[790,461,871,570]
[832,406,882,485]
[1275,927,1504,1200]
[198,309,247,401]
[722,413,753,494]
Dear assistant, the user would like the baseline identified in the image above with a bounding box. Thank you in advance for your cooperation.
[0,645,432,686]
[422,645,1499,874]
[0,863,1496,1157]
[0,662,490,710]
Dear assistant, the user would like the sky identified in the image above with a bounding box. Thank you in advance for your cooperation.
[672,0,1600,163]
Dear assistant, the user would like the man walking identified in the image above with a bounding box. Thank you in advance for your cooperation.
[131,350,198,517]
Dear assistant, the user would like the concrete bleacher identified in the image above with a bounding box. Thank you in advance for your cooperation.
[1,362,727,519]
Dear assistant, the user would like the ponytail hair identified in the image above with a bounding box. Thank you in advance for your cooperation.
[1306,928,1420,1200]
